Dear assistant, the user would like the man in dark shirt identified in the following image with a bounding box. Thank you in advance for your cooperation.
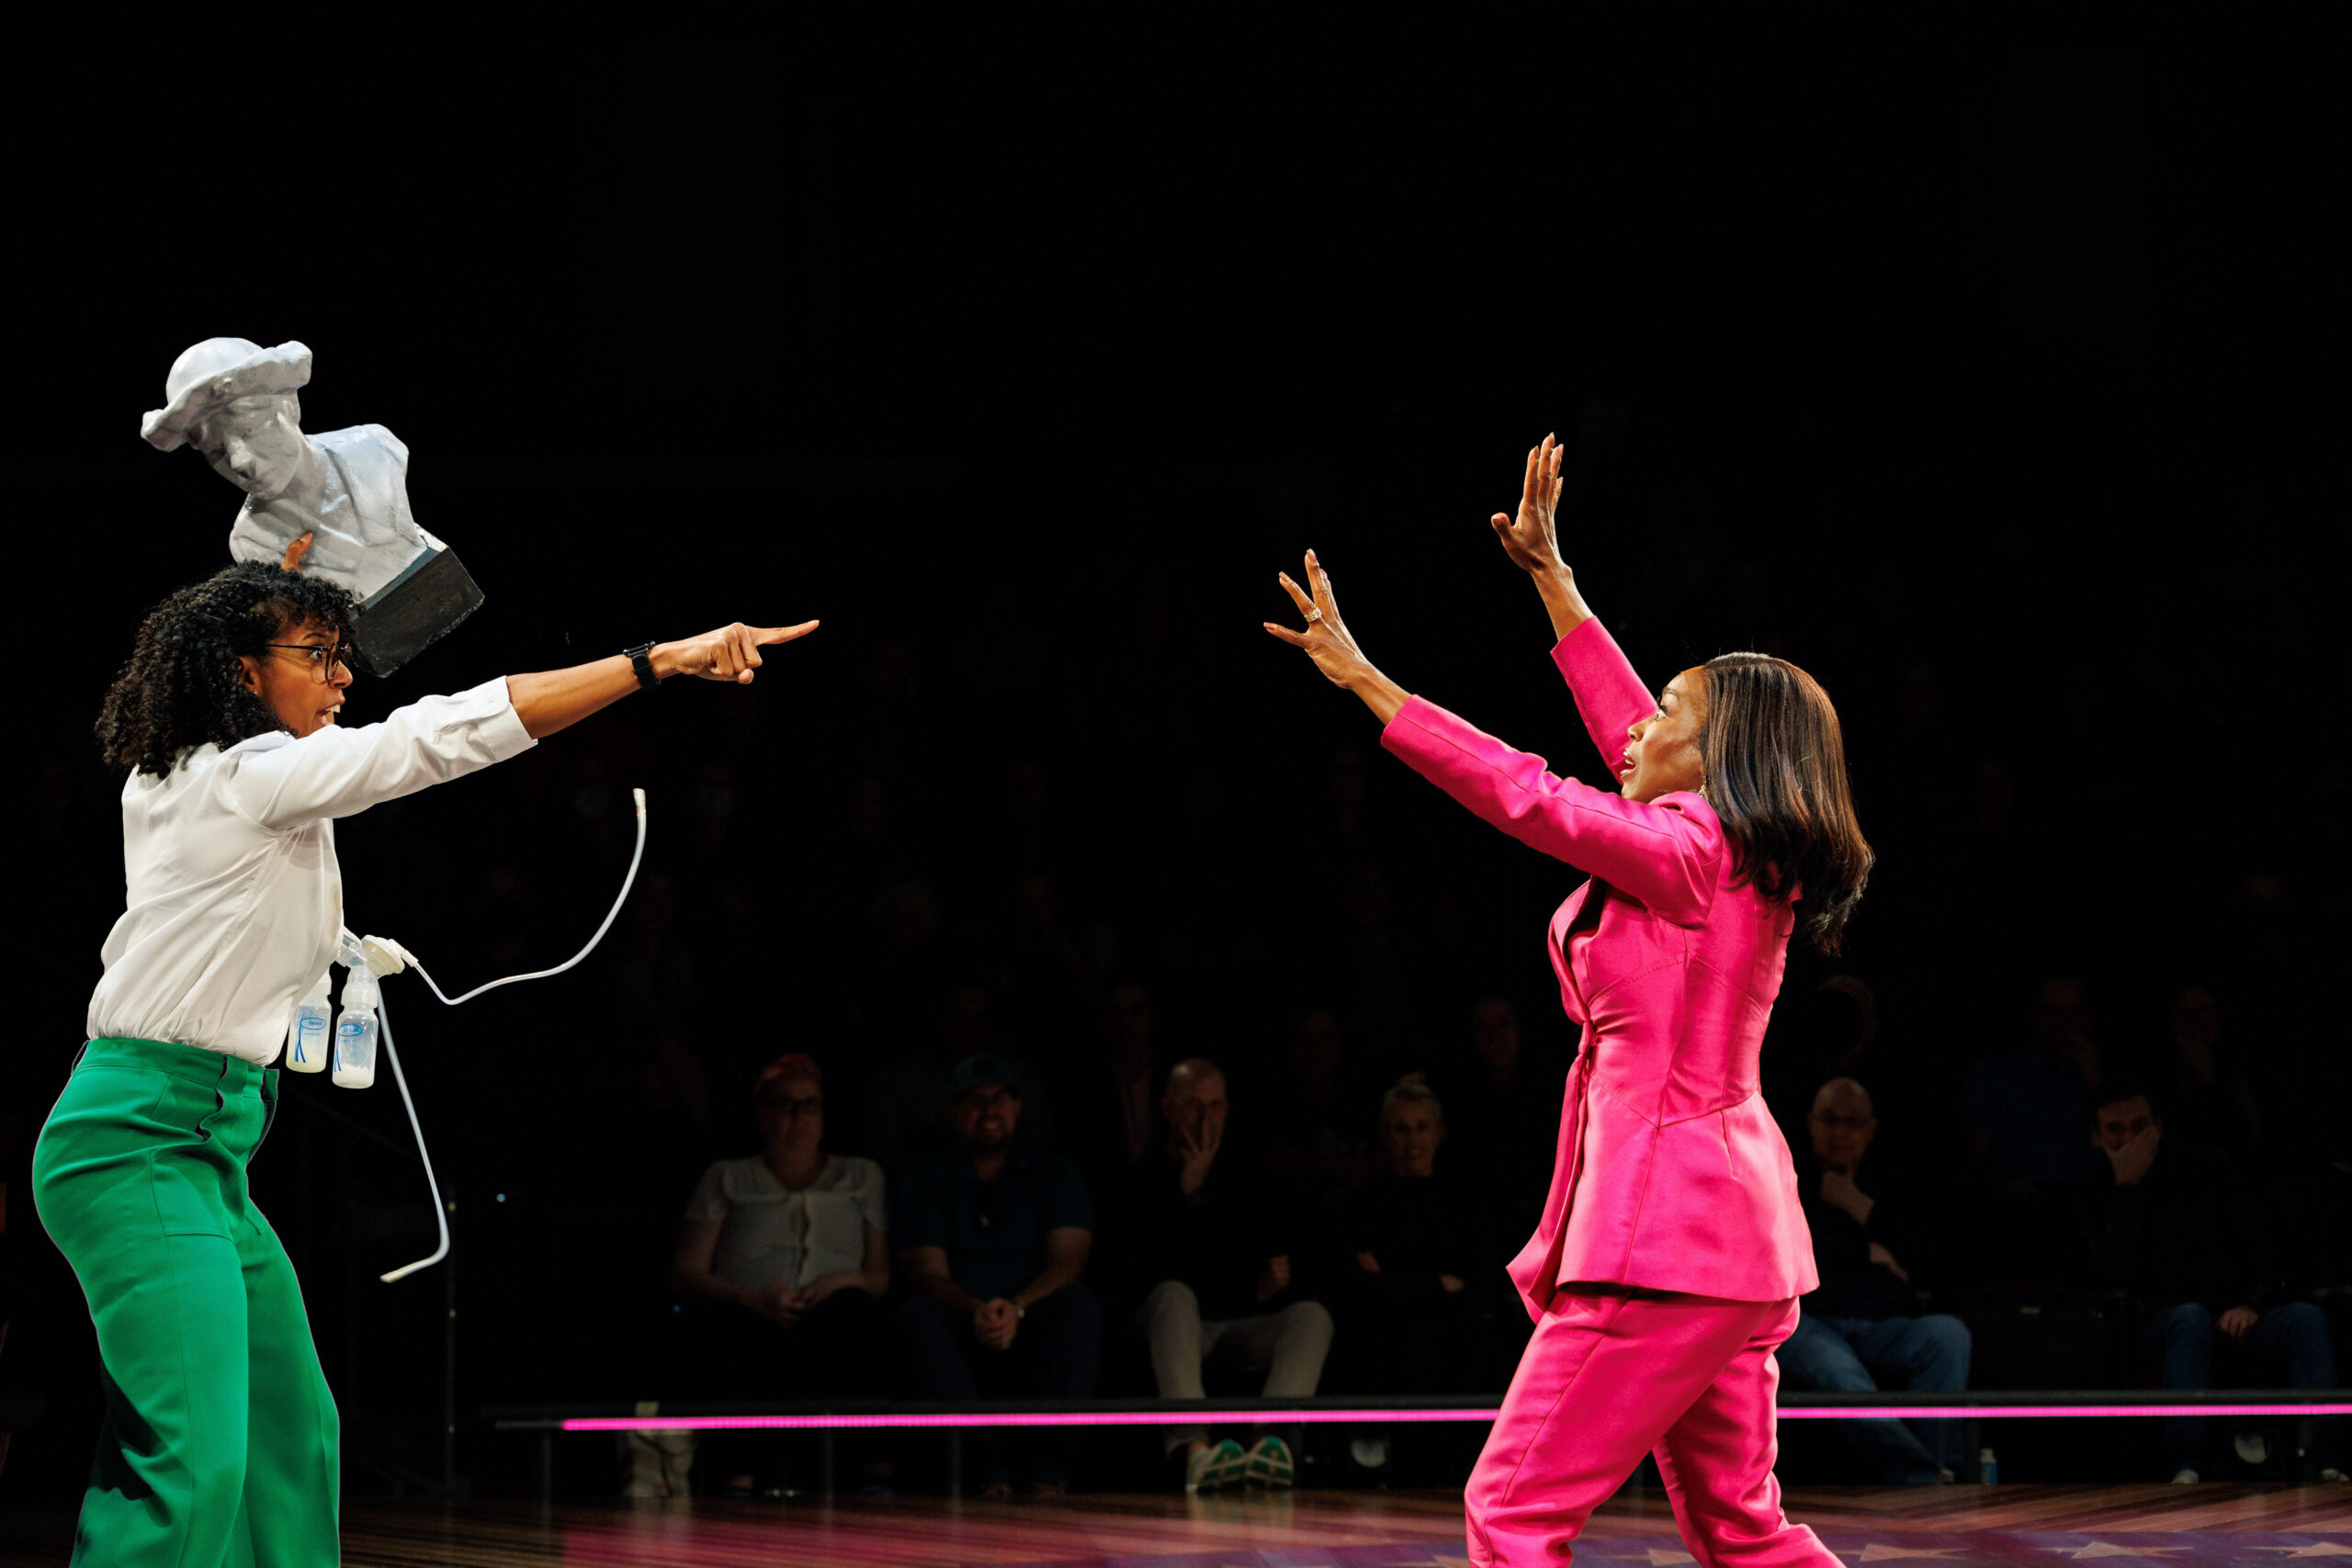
[2083,1081,2342,1483]
[894,1053,1101,1496]
[1117,1056,1331,1492]
[1775,1078,1971,1483]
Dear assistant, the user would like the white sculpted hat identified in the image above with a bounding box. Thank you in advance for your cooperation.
[141,337,313,452]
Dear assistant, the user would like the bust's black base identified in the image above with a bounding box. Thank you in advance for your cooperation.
[349,547,485,678]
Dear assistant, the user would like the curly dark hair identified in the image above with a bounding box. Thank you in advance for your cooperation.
[97,560,358,777]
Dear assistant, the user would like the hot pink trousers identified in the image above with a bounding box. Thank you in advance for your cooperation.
[1465,1287,1837,1567]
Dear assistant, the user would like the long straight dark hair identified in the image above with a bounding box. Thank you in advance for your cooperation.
[1695,652,1871,954]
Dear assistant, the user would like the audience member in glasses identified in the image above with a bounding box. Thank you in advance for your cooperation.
[895,1053,1101,1497]
[1117,1056,1330,1492]
[1773,1077,1970,1483]
[2082,1079,2343,1483]
[670,1054,892,1495]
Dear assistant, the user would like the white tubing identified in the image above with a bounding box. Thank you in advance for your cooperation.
[375,992,447,1284]
[370,786,647,1282]
[403,787,648,1006]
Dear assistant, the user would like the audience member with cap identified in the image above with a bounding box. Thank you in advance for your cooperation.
[671,1054,892,1495]
[894,1052,1102,1497]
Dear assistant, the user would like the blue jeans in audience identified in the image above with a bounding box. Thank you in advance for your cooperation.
[896,1283,1102,1488]
[1776,1310,1971,1483]
[2140,1300,2341,1479]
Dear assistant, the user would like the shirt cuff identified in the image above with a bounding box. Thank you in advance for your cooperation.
[464,675,537,762]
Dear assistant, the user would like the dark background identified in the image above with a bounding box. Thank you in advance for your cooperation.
[6,26,2341,1499]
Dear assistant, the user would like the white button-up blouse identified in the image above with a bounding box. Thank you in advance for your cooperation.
[86,677,537,1064]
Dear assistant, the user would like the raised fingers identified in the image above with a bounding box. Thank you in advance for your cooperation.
[1275,570,1316,618]
[1306,549,1340,617]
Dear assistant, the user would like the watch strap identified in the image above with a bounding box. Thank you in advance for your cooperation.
[624,641,661,690]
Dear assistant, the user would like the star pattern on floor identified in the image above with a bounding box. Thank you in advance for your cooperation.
[2248,1548,2352,1560]
[1846,1546,1976,1561]
[2039,1547,2188,1560]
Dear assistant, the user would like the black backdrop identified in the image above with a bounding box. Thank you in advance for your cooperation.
[6,28,2339,1498]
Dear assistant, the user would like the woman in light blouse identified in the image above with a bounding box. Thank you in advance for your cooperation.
[1267,438,1871,1567]
[672,1052,892,1495]
[37,534,812,1566]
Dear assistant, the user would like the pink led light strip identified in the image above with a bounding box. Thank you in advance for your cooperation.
[560,1403,2352,1432]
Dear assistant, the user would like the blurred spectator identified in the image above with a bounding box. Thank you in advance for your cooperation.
[670,1055,891,1495]
[1327,1076,1498,1399]
[1265,1007,1375,1208]
[1443,998,1565,1239]
[1060,981,1166,1202]
[895,1054,1101,1497]
[1121,1057,1330,1492]
[1957,975,2104,1283]
[867,982,1054,1177]
[2082,1080,2342,1482]
[2162,984,2265,1169]
[1776,1078,1970,1483]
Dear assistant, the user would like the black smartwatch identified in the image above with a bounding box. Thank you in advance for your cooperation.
[624,640,662,690]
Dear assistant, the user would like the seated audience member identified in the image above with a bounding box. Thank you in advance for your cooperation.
[1265,1007,1376,1209]
[1329,1076,1498,1393]
[1775,1078,1970,1484]
[1956,975,2104,1283]
[2163,984,2265,1169]
[1442,997,1565,1239]
[1123,1057,1331,1493]
[867,982,1054,1176]
[1060,980,1165,1204]
[2084,1079,2343,1483]
[895,1054,1102,1497]
[671,1054,891,1495]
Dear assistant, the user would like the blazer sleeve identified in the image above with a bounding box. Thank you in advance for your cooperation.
[217,676,537,831]
[1382,694,1721,924]
[1554,618,1657,773]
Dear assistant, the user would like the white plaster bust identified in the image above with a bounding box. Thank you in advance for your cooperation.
[142,337,445,600]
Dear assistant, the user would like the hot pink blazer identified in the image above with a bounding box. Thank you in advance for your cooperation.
[1381,618,1816,1313]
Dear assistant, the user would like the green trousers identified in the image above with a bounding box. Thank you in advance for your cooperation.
[32,1037,340,1567]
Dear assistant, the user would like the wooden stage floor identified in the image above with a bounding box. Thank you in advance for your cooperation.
[3,1483,2346,1565]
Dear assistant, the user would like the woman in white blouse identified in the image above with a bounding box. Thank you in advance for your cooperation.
[672,1052,892,1495]
[36,536,813,1566]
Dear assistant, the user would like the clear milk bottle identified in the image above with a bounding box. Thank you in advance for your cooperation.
[333,964,379,1089]
[286,973,332,1074]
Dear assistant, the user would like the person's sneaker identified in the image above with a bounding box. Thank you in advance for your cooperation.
[2233,1431,2271,1466]
[1185,1438,1248,1494]
[2169,1467,2199,1484]
[2318,1466,2346,1483]
[1243,1434,1295,1489]
[1350,1436,1390,1471]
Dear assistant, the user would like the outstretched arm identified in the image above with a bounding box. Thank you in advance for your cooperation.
[507,619,820,739]
[1492,434,1598,643]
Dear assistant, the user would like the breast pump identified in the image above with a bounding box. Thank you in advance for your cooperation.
[283,786,648,1281]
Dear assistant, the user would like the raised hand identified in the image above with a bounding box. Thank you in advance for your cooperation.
[662,620,821,684]
[1264,550,1375,690]
[1491,434,1566,574]
[1262,549,1412,724]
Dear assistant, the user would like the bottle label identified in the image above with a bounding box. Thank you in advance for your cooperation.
[294,1016,326,1066]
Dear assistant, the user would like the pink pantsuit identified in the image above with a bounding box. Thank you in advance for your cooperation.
[1381,619,1833,1567]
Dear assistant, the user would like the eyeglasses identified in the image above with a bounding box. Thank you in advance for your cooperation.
[262,642,356,678]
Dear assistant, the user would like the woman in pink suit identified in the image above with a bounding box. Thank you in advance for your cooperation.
[1264,436,1871,1566]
